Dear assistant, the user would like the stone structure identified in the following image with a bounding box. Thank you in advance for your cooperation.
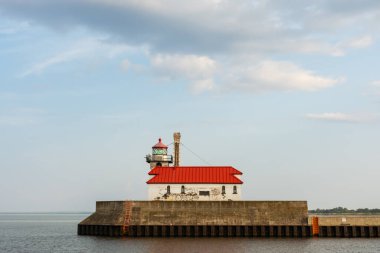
[78,201,380,238]
[79,200,308,227]
[78,200,310,237]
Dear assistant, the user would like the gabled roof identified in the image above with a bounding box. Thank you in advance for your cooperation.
[147,166,243,184]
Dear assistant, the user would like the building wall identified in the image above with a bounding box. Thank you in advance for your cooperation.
[148,184,242,201]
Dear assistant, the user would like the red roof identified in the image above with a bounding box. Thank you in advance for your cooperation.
[147,166,243,184]
[152,138,168,149]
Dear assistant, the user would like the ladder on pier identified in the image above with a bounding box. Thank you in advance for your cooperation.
[312,216,319,237]
[122,201,134,236]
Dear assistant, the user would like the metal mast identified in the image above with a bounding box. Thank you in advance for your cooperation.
[173,132,181,167]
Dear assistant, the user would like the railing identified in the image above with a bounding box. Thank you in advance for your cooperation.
[146,154,173,163]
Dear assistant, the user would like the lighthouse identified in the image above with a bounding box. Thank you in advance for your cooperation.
[145,138,173,169]
[146,134,243,201]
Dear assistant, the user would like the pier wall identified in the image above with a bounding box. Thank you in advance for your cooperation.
[130,201,308,225]
[308,215,380,226]
[78,201,380,238]
[78,200,310,237]
[79,200,308,227]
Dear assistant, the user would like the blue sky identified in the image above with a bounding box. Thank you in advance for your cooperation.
[0,0,380,212]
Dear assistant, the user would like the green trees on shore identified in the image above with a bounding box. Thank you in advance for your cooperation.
[309,207,380,214]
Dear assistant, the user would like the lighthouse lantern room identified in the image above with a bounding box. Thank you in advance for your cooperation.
[145,138,173,169]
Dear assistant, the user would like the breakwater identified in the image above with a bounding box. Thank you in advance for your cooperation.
[78,201,380,238]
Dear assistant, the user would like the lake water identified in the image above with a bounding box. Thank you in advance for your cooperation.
[1,213,380,253]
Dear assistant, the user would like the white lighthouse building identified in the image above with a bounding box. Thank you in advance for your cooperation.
[146,134,243,201]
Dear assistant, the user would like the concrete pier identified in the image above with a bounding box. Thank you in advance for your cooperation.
[78,201,380,238]
[78,200,309,237]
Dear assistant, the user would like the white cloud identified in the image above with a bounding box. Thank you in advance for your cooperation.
[150,53,216,92]
[151,54,216,79]
[298,35,375,57]
[1,1,372,94]
[191,78,215,94]
[20,38,103,77]
[305,112,376,123]
[2,0,378,57]
[20,38,137,77]
[224,60,342,92]
[149,55,341,93]
[329,35,374,56]
[20,47,86,77]
[346,35,374,49]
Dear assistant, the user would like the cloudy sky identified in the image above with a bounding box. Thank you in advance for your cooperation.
[1,0,380,212]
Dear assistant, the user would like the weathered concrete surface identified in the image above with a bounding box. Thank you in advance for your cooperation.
[79,201,125,226]
[78,201,380,237]
[308,215,380,226]
[80,201,308,226]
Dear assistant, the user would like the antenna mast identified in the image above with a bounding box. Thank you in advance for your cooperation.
[173,132,181,166]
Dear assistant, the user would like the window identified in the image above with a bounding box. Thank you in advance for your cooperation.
[167,185,170,194]
[199,191,210,196]
[156,162,162,167]
[181,185,185,194]
[222,186,226,194]
[233,186,237,194]
[153,148,167,155]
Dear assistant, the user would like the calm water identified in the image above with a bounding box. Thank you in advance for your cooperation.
[1,214,380,253]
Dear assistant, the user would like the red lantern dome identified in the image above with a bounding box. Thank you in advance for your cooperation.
[152,138,168,149]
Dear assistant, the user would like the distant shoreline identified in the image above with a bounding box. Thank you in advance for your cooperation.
[309,207,380,215]
[309,213,380,216]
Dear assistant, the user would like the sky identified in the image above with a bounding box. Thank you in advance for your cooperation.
[0,0,380,212]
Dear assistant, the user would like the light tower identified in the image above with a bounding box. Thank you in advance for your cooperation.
[145,138,173,169]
